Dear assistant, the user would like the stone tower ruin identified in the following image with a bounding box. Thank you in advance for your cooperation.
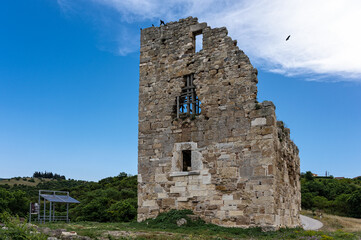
[138,17,301,229]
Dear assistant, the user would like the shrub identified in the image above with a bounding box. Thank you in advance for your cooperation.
[143,209,205,228]
[108,198,137,222]
[313,196,329,209]
[304,171,314,181]
[347,189,361,218]
[0,189,29,217]
[0,212,47,240]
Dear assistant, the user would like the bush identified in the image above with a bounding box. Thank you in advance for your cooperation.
[305,171,314,181]
[143,209,205,228]
[313,196,329,209]
[0,189,29,217]
[301,175,361,218]
[74,197,110,222]
[108,198,137,222]
[0,212,47,240]
[302,192,314,209]
[347,189,361,218]
[332,194,351,215]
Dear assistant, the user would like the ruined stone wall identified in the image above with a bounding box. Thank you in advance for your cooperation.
[138,17,300,229]
[274,121,301,227]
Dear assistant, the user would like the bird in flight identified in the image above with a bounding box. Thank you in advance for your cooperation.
[286,35,291,41]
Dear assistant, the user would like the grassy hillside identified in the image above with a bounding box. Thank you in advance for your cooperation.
[0,177,51,187]
[0,173,137,222]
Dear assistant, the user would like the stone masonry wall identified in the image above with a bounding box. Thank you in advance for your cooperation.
[138,17,301,229]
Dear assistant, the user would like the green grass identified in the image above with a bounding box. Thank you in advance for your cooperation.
[37,221,361,239]
[36,210,361,240]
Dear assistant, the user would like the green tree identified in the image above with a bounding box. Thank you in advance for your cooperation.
[301,192,314,209]
[332,194,351,215]
[0,189,29,217]
[108,199,137,222]
[305,171,314,181]
[312,196,329,209]
[347,189,361,218]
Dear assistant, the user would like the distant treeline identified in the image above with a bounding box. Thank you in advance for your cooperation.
[301,171,361,218]
[1,171,361,222]
[32,171,66,180]
[0,172,137,222]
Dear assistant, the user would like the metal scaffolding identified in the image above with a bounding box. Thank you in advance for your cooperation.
[34,190,80,223]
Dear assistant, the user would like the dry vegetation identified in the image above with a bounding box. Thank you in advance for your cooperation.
[302,210,361,232]
[0,177,50,187]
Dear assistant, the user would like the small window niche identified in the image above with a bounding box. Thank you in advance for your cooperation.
[193,30,203,53]
[170,142,203,177]
[182,150,192,171]
[176,74,201,118]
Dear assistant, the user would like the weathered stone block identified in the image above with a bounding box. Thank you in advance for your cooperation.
[229,210,244,216]
[155,174,168,183]
[177,197,189,202]
[222,194,233,200]
[251,117,267,126]
[143,200,157,207]
[170,186,186,193]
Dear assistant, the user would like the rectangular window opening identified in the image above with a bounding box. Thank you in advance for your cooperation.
[182,150,192,171]
[195,33,203,53]
[176,74,201,118]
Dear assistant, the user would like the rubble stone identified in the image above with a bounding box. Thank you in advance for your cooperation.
[176,218,187,226]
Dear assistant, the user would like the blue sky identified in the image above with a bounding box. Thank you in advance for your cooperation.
[0,0,360,181]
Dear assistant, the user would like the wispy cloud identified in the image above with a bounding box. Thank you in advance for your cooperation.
[57,0,361,81]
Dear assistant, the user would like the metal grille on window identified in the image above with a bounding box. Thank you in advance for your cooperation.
[176,74,201,118]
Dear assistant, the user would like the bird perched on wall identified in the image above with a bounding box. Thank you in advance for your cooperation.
[286,35,291,41]
[152,24,154,27]
[160,20,165,26]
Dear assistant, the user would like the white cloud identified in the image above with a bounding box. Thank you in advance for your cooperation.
[58,0,361,81]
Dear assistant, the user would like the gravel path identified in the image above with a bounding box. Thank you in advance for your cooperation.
[300,215,323,230]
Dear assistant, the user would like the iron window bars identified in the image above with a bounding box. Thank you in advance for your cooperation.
[176,74,201,118]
